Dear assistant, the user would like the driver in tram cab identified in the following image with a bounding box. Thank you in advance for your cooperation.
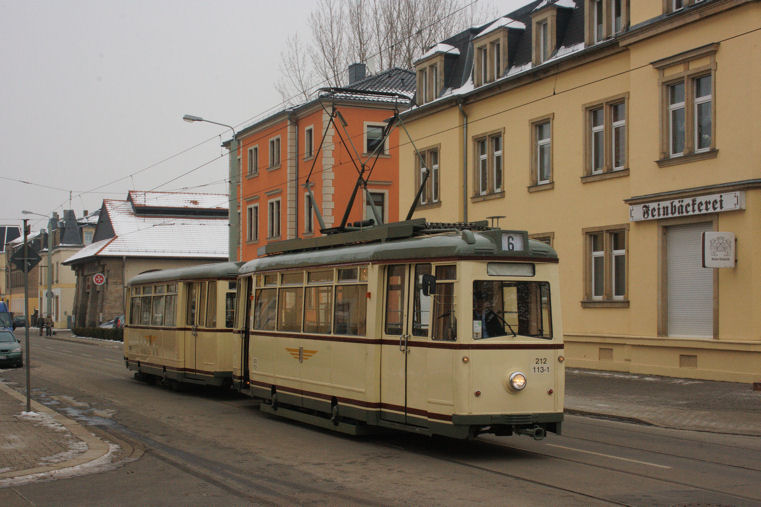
[473,288,505,338]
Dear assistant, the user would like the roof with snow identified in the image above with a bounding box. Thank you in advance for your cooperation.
[407,0,595,109]
[63,193,228,265]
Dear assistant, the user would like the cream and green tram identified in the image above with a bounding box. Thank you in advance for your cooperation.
[124,262,240,387]
[237,220,564,439]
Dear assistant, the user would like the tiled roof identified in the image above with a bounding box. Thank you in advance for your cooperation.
[63,198,228,264]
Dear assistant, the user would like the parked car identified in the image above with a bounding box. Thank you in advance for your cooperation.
[0,330,22,368]
[99,315,124,329]
[13,314,27,328]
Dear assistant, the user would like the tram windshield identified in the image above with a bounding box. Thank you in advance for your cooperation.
[472,281,552,340]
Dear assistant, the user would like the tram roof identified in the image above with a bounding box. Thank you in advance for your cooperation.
[127,261,241,286]
[240,222,557,274]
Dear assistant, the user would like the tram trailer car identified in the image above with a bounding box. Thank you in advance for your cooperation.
[237,220,564,439]
[124,262,240,388]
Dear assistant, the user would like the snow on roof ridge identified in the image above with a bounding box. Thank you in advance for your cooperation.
[417,43,461,63]
[477,17,526,37]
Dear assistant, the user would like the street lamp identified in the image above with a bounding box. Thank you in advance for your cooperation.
[21,210,55,327]
[183,114,240,262]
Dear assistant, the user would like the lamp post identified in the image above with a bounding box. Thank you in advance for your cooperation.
[183,114,239,262]
[22,210,55,327]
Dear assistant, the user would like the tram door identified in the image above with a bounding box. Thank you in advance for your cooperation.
[380,264,429,427]
[183,281,205,373]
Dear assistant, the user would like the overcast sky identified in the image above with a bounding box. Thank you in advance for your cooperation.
[0,0,525,233]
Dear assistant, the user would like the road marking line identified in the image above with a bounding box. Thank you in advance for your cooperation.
[546,443,672,469]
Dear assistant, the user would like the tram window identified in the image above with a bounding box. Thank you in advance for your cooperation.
[359,266,367,281]
[225,291,236,328]
[334,285,367,336]
[155,285,165,294]
[278,286,303,332]
[253,288,277,330]
[384,265,406,335]
[281,272,303,285]
[198,282,207,327]
[304,286,332,334]
[263,274,278,286]
[186,283,196,326]
[165,291,176,327]
[130,296,141,325]
[472,281,552,339]
[151,295,165,326]
[143,286,153,295]
[432,265,457,341]
[412,264,432,337]
[206,281,217,328]
[338,267,358,281]
[141,294,152,325]
[308,270,333,284]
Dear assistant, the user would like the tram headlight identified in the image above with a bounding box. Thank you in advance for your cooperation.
[508,371,527,392]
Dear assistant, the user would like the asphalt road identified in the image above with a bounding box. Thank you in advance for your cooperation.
[1,332,760,506]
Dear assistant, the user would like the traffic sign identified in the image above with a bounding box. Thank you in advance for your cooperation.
[10,248,41,272]
[93,273,106,286]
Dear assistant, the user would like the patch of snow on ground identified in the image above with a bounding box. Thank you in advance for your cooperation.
[39,440,88,465]
[17,411,68,432]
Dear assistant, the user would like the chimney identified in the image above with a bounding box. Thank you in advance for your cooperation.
[348,63,366,85]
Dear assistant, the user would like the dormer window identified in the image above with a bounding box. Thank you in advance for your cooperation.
[415,43,458,105]
[665,0,704,14]
[472,24,510,87]
[531,7,558,66]
[586,0,629,45]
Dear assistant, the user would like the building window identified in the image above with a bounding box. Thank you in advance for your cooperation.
[304,193,314,234]
[365,191,386,225]
[493,40,501,80]
[473,132,503,196]
[672,0,685,11]
[246,204,259,242]
[419,68,427,104]
[430,64,438,101]
[586,0,629,44]
[304,127,313,159]
[654,45,717,164]
[584,96,627,177]
[529,232,554,247]
[365,123,386,155]
[269,137,281,168]
[479,46,488,83]
[416,147,439,206]
[268,199,281,239]
[584,226,628,304]
[539,21,550,63]
[531,118,552,187]
[247,146,259,176]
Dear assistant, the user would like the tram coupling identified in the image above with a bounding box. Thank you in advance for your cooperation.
[516,426,547,440]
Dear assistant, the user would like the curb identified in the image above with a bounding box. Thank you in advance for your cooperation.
[0,382,112,483]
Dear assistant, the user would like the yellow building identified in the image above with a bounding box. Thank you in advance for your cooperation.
[401,0,761,382]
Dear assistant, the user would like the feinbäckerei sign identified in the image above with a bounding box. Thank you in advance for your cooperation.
[629,191,745,222]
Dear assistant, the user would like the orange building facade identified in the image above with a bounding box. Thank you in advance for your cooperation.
[233,67,415,262]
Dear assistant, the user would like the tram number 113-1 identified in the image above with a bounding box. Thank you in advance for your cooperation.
[533,357,551,374]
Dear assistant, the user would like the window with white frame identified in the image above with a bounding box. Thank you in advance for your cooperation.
[365,124,386,155]
[431,64,438,100]
[247,146,259,176]
[418,68,428,104]
[584,227,628,303]
[653,45,716,164]
[585,97,627,177]
[304,126,313,159]
[246,204,259,242]
[304,193,314,234]
[416,147,439,205]
[539,21,550,63]
[365,191,386,225]
[611,0,623,34]
[493,40,501,79]
[268,199,281,239]
[479,46,488,83]
[532,119,552,186]
[586,0,629,44]
[269,137,281,168]
[473,132,503,196]
[593,0,603,42]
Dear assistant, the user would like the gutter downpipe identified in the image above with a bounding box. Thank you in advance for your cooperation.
[458,100,468,223]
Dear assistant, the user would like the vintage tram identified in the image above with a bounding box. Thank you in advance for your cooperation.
[236,219,564,439]
[124,262,240,388]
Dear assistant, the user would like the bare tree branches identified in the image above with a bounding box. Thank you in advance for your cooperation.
[276,0,497,103]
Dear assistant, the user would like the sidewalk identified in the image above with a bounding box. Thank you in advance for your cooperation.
[0,331,759,485]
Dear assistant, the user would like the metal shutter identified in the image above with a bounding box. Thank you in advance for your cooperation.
[667,222,713,337]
